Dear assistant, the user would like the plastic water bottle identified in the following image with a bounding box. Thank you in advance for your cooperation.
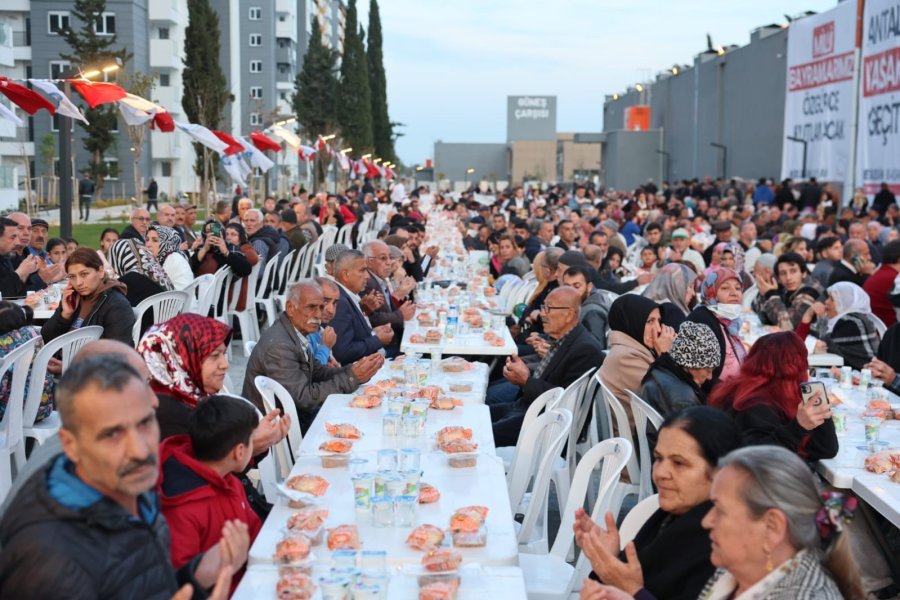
[446,304,458,341]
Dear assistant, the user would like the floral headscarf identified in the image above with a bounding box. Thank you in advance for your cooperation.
[152,225,182,265]
[700,267,743,305]
[137,313,233,407]
[722,243,745,274]
[108,239,173,290]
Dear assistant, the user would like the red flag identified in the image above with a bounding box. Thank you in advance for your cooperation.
[151,112,175,132]
[251,131,281,152]
[211,130,243,155]
[365,160,380,179]
[70,80,127,108]
[317,137,326,152]
[0,77,55,115]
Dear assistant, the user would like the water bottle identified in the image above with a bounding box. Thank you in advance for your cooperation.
[446,304,458,341]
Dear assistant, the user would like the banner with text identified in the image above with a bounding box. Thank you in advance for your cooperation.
[857,0,900,196]
[781,1,856,184]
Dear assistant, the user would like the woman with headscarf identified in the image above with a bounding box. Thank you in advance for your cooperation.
[703,242,727,277]
[149,224,193,290]
[720,242,753,289]
[688,267,747,385]
[642,262,698,328]
[108,237,173,307]
[599,295,675,431]
[797,281,880,370]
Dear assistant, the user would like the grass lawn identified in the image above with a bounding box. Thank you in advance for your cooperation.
[45,222,129,250]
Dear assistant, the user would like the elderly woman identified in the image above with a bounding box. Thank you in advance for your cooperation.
[709,332,838,461]
[108,238,173,306]
[148,225,193,290]
[640,321,721,418]
[688,267,747,384]
[797,281,880,370]
[642,262,698,328]
[576,407,743,600]
[753,252,823,330]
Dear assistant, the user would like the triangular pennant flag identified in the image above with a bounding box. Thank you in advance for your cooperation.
[152,112,175,132]
[317,137,326,152]
[366,160,380,179]
[211,130,243,155]
[238,137,275,173]
[29,80,88,124]
[220,153,248,187]
[118,102,154,126]
[237,155,251,178]
[119,93,165,113]
[250,130,282,153]
[269,124,301,149]
[0,77,55,115]
[69,80,127,108]
[298,145,316,161]
[174,121,229,153]
[338,152,350,172]
[0,102,24,126]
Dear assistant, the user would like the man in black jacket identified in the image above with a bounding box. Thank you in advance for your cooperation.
[0,217,40,298]
[489,286,604,446]
[120,208,151,242]
[828,238,875,287]
[0,356,238,599]
[362,240,415,357]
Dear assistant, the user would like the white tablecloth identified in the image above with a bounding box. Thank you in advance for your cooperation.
[400,321,516,356]
[371,360,490,405]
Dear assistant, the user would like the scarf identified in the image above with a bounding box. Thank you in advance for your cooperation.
[137,313,232,408]
[153,225,182,265]
[76,277,128,321]
[643,263,697,315]
[608,294,659,352]
[108,239,173,290]
[825,281,871,333]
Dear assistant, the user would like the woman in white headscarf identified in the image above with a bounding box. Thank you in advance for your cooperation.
[797,281,881,370]
[642,262,699,329]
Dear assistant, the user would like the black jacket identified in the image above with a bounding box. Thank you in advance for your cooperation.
[0,256,27,298]
[727,402,838,461]
[250,226,280,262]
[522,237,542,262]
[686,305,733,386]
[0,458,189,600]
[41,288,136,347]
[639,354,705,419]
[520,323,604,406]
[119,224,146,242]
[827,261,868,287]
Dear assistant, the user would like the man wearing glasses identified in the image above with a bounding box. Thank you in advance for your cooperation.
[120,208,151,242]
[487,286,604,447]
[362,240,415,358]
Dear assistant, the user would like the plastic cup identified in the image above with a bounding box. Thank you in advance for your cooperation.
[401,469,422,495]
[831,408,848,434]
[377,449,397,471]
[408,400,429,419]
[351,474,374,513]
[349,457,370,475]
[384,473,406,499]
[393,495,417,526]
[319,576,351,600]
[399,448,422,471]
[840,366,853,389]
[382,413,401,437]
[863,416,881,444]
[359,550,387,573]
[372,496,393,527]
[331,550,359,569]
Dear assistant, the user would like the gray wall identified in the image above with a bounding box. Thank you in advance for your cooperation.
[602,26,788,183]
[601,130,663,191]
[434,142,508,182]
[507,95,556,142]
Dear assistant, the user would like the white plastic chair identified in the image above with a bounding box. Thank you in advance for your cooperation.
[518,438,633,599]
[336,222,355,247]
[226,262,262,352]
[255,256,281,328]
[211,266,234,325]
[496,387,563,474]
[618,493,660,549]
[181,274,214,315]
[597,375,641,505]
[548,367,597,516]
[626,390,664,501]
[871,313,888,338]
[253,375,304,462]
[23,326,103,448]
[742,284,759,309]
[132,290,190,346]
[0,337,40,504]
[507,408,573,554]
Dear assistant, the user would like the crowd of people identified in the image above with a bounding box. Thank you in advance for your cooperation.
[0,174,896,599]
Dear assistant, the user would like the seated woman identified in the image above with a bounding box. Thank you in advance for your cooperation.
[688,268,747,385]
[223,224,259,312]
[0,302,57,422]
[45,238,68,266]
[642,262,697,329]
[575,406,743,600]
[190,220,253,279]
[108,238,173,306]
[797,281,880,371]
[709,332,838,461]
[640,321,721,418]
[148,225,193,290]
[753,252,823,330]
[719,242,753,289]
[42,248,135,346]
[600,247,627,283]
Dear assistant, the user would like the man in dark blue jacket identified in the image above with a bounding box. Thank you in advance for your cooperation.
[330,249,394,365]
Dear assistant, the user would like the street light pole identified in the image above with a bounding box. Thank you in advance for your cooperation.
[785,136,808,179]
[655,149,670,183]
[710,142,727,180]
[58,73,75,239]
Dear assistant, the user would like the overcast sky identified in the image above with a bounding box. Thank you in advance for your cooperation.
[359,0,839,165]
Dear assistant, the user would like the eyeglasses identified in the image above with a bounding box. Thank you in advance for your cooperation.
[368,255,391,262]
[134,216,150,222]
[540,304,572,313]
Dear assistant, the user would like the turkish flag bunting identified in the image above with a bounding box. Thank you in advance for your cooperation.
[152,112,175,132]
[365,160,381,179]
[317,137,326,152]
[70,80,127,108]
[0,77,55,115]
[251,131,282,152]
[211,130,243,155]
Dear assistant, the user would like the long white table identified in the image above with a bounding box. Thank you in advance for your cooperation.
[739,311,844,368]
[400,317,516,357]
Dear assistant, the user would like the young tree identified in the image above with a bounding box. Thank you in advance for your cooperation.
[367,0,395,164]
[182,0,231,203]
[122,72,156,208]
[60,0,131,199]
[337,0,373,156]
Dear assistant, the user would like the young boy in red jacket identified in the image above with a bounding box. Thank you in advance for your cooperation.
[158,394,262,589]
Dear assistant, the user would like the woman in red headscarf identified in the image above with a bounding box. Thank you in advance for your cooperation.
[687,267,747,387]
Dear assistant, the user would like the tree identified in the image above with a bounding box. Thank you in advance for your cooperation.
[122,72,156,208]
[337,0,373,156]
[367,0,395,164]
[60,0,131,199]
[182,0,231,204]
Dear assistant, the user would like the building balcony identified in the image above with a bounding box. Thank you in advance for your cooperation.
[276,43,295,66]
[151,130,182,160]
[149,0,180,23]
[150,38,179,69]
[151,86,180,115]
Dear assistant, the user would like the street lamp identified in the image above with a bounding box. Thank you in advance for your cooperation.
[656,149,670,183]
[464,167,475,188]
[785,135,808,179]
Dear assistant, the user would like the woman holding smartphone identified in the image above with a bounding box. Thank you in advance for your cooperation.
[189,219,252,279]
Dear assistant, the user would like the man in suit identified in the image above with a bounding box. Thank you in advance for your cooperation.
[488,286,604,446]
[828,239,875,287]
[362,240,415,358]
[331,249,395,365]
[242,280,383,433]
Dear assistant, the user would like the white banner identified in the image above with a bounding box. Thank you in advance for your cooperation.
[781,1,856,183]
[857,0,900,197]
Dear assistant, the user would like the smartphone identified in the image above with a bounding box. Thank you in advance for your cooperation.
[210,221,223,238]
[800,381,829,406]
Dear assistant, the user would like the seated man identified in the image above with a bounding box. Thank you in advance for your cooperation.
[562,264,613,351]
[330,249,395,365]
[363,240,416,358]
[159,394,262,589]
[0,355,239,599]
[488,286,604,447]
[308,276,341,366]
[242,280,383,432]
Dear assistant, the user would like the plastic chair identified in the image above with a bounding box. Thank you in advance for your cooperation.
[626,390,664,500]
[496,387,563,474]
[742,284,759,309]
[0,337,40,505]
[518,438,633,599]
[132,290,190,346]
[597,376,641,505]
[618,493,660,549]
[548,367,597,516]
[253,375,304,462]
[181,274,214,315]
[226,262,262,352]
[871,313,888,338]
[255,255,281,328]
[507,408,573,554]
[23,326,103,448]
[336,222,355,247]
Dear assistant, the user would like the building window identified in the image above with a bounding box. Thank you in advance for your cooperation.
[249,113,261,126]
[249,33,262,47]
[161,161,172,177]
[159,73,170,87]
[158,27,170,40]
[250,60,263,73]
[279,91,287,101]
[249,7,262,20]
[105,158,119,180]
[47,11,70,35]
[94,12,116,36]
[50,114,74,133]
[250,86,263,99]
[49,60,70,79]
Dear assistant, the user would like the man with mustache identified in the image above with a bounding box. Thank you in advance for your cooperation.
[0,355,238,599]
[243,280,383,433]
